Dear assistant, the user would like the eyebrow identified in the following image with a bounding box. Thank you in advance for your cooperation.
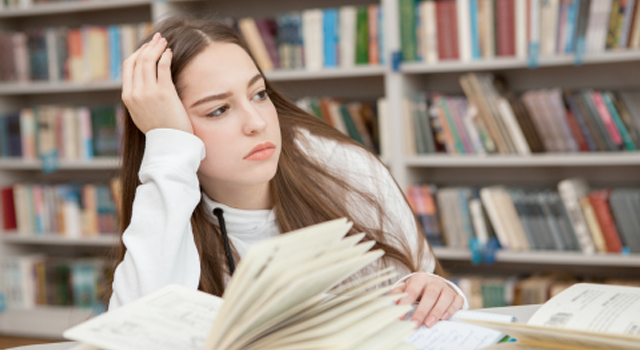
[189,73,264,109]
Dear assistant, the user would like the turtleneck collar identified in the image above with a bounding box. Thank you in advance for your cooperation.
[201,191,276,235]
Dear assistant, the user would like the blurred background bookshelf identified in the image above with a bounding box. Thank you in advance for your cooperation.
[1,0,640,341]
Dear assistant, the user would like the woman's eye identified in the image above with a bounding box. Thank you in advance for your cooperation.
[253,89,269,101]
[206,105,229,118]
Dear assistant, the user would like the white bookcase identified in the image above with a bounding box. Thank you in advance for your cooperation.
[1,0,640,338]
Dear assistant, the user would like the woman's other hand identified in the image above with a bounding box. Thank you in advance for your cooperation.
[121,32,193,134]
[390,272,465,328]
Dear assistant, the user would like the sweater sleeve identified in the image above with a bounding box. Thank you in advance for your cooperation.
[108,129,205,310]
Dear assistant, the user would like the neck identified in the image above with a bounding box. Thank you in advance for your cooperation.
[200,178,273,210]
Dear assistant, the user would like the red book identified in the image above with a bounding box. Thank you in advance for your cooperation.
[1,187,17,230]
[254,18,280,69]
[588,190,624,253]
[495,0,516,56]
[436,0,460,60]
[565,110,589,152]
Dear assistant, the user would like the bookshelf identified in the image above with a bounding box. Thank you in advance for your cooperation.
[2,0,640,338]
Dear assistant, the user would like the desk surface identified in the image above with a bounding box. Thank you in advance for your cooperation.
[9,304,541,350]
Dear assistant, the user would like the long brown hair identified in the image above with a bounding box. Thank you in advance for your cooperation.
[114,16,443,298]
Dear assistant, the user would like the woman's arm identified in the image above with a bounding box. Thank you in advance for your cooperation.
[109,129,205,310]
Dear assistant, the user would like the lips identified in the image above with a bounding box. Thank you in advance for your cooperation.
[244,142,276,160]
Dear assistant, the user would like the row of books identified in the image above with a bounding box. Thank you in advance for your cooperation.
[237,5,384,72]
[405,73,640,155]
[0,105,123,166]
[1,179,121,237]
[400,0,640,64]
[452,274,640,309]
[407,178,640,254]
[0,22,153,83]
[0,0,81,9]
[295,97,383,155]
[1,255,109,310]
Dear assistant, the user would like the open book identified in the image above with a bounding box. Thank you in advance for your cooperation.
[470,283,640,350]
[63,218,418,350]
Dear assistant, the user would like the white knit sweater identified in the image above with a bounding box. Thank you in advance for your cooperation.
[109,128,468,310]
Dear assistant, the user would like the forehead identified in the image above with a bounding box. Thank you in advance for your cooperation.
[178,42,260,98]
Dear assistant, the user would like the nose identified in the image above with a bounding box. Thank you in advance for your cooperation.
[241,101,267,135]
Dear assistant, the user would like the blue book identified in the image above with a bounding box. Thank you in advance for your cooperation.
[108,25,121,81]
[6,113,22,157]
[378,5,385,64]
[323,8,339,68]
[0,114,9,157]
[470,0,481,60]
[564,0,580,53]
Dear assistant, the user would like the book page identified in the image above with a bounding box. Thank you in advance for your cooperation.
[467,320,640,350]
[64,285,223,350]
[527,283,640,336]
[403,309,512,350]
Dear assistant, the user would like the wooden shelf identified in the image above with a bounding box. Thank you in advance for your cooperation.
[0,66,386,95]
[2,234,118,247]
[401,50,640,74]
[0,307,94,339]
[0,81,122,95]
[405,153,640,167]
[0,158,120,170]
[0,0,151,18]
[265,65,386,81]
[433,247,640,267]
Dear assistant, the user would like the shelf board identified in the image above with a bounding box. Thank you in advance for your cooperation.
[263,65,387,81]
[0,80,122,95]
[433,247,640,267]
[0,306,94,339]
[405,153,640,167]
[0,157,120,170]
[0,0,151,18]
[2,234,118,246]
[401,50,640,74]
[0,66,386,95]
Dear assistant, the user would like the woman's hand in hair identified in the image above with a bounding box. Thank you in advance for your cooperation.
[121,32,193,135]
[391,272,465,328]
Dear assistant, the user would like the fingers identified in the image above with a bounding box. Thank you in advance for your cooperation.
[121,43,147,102]
[419,287,455,328]
[143,34,168,86]
[409,283,441,326]
[389,282,406,296]
[442,295,465,320]
[157,48,174,87]
[397,276,425,306]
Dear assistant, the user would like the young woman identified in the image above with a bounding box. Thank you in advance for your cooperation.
[111,17,468,329]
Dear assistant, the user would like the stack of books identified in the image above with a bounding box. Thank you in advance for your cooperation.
[236,5,385,72]
[0,104,123,161]
[405,73,640,154]
[2,256,110,310]
[406,178,640,254]
[0,22,153,83]
[400,0,640,63]
[1,179,121,238]
[296,97,382,154]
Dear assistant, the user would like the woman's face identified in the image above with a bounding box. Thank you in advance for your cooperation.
[177,42,281,192]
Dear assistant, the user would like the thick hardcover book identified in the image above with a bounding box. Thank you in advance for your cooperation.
[495,0,516,56]
[399,0,417,61]
[436,0,460,60]
[588,189,623,253]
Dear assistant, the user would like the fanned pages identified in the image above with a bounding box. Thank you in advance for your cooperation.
[64,218,416,350]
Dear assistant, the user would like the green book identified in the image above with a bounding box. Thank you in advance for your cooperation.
[90,106,118,157]
[339,104,364,145]
[399,0,417,62]
[355,6,369,64]
[602,92,637,151]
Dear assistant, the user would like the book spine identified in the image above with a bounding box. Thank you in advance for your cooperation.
[355,6,369,64]
[557,179,597,254]
[564,93,598,151]
[591,91,623,148]
[457,0,472,61]
[620,0,636,47]
[322,9,339,68]
[588,190,623,253]
[368,4,379,65]
[339,6,357,67]
[495,0,516,56]
[399,0,417,61]
[601,92,637,151]
[436,0,460,60]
